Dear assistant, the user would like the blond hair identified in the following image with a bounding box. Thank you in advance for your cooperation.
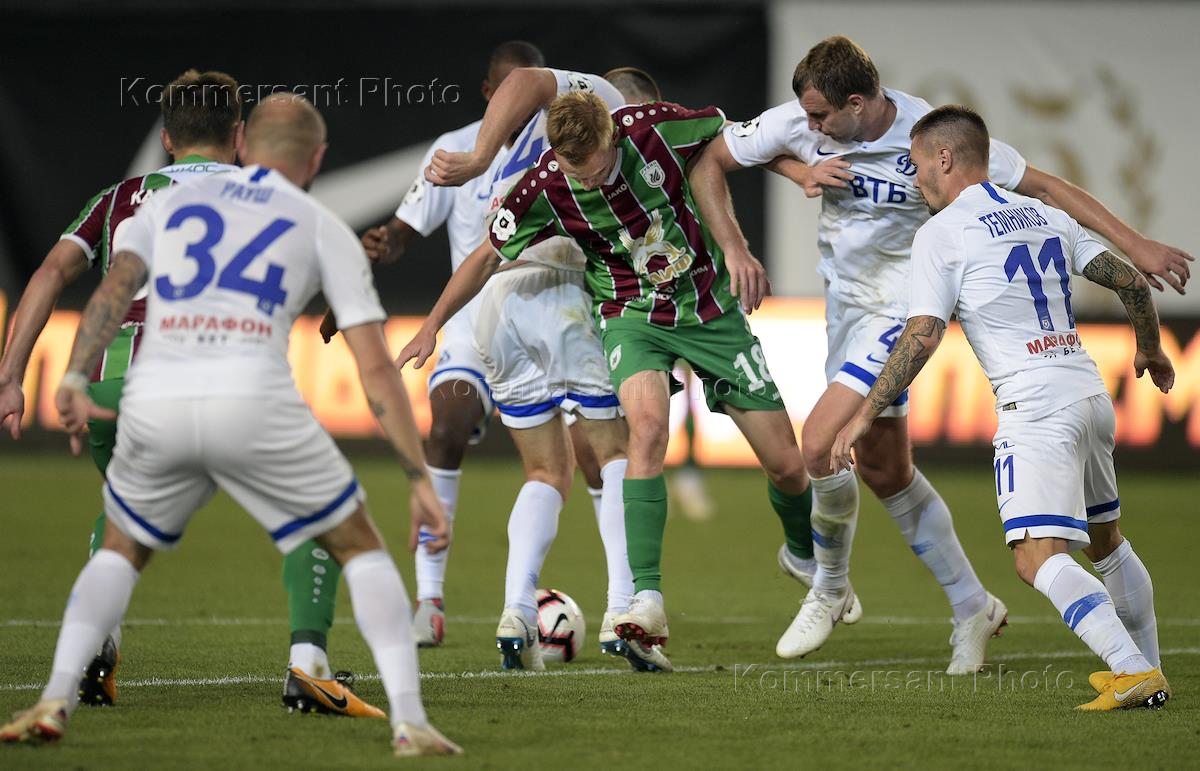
[547,92,613,167]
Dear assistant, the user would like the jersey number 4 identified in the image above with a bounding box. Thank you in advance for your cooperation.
[1004,236,1075,332]
[156,204,293,315]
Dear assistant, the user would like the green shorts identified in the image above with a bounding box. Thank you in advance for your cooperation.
[86,377,123,475]
[600,310,784,413]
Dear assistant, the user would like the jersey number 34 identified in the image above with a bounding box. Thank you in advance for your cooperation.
[155,204,293,315]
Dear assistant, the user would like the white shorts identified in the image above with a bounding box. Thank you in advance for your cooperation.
[824,296,909,417]
[427,299,493,444]
[992,393,1121,551]
[104,396,365,554]
[474,264,619,429]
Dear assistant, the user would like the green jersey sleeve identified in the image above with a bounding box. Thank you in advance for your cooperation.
[489,188,560,261]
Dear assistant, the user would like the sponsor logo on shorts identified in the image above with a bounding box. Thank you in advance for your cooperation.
[730,117,760,137]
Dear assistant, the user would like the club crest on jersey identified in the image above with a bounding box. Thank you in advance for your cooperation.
[491,207,517,242]
[619,210,692,286]
[640,161,665,189]
[566,72,594,93]
[609,344,622,370]
[731,117,760,137]
[895,153,917,176]
[403,177,425,206]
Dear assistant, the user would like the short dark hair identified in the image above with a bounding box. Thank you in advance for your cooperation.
[791,35,880,108]
[910,104,991,169]
[603,67,662,104]
[161,69,241,148]
[488,40,545,72]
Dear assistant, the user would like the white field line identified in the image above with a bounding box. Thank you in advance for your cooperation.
[2,647,1198,693]
[5,615,1200,628]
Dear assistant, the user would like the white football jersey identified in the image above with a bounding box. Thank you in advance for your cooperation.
[908,182,1109,419]
[397,119,508,272]
[481,68,626,271]
[114,165,385,402]
[724,88,1028,316]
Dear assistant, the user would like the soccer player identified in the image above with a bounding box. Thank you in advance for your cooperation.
[401,90,820,658]
[830,105,1172,711]
[708,35,1189,670]
[0,70,374,713]
[0,94,462,755]
[321,40,546,649]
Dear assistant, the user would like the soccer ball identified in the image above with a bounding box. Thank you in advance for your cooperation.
[535,588,586,663]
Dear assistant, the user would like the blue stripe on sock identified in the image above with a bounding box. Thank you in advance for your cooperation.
[811,528,837,549]
[1062,591,1111,631]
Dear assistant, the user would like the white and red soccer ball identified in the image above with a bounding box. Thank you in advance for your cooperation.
[536,588,586,663]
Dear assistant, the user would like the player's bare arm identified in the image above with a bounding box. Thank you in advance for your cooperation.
[1016,166,1193,294]
[341,321,450,554]
[426,67,557,187]
[687,139,769,312]
[55,250,145,454]
[830,315,947,472]
[320,217,419,344]
[396,239,501,369]
[0,239,90,439]
[1082,250,1174,393]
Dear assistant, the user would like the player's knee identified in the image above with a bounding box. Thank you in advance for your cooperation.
[526,464,573,500]
[763,451,808,492]
[1082,522,1123,562]
[799,427,832,478]
[426,416,472,459]
[855,453,910,498]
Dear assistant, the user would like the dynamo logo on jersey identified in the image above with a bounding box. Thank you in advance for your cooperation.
[895,153,917,176]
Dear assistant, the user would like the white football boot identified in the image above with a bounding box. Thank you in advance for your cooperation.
[601,611,673,672]
[495,607,545,671]
[776,583,858,659]
[613,594,670,647]
[778,544,863,624]
[412,599,445,648]
[946,593,1008,675]
[393,721,463,757]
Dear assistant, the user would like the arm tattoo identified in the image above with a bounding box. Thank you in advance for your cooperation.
[368,399,386,418]
[66,252,147,377]
[866,316,946,416]
[1082,251,1161,353]
[398,454,425,481]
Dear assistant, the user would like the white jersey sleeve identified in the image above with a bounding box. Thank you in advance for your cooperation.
[988,138,1028,190]
[550,68,625,111]
[723,101,805,168]
[396,137,458,237]
[908,219,965,323]
[315,209,387,330]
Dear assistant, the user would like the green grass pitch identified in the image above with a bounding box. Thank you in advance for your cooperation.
[1,454,1197,769]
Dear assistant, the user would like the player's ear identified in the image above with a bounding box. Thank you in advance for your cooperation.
[160,127,174,156]
[233,121,246,159]
[481,78,492,102]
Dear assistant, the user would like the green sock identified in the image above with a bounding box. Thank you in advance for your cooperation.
[282,540,341,648]
[624,475,668,593]
[769,481,814,560]
[89,513,106,557]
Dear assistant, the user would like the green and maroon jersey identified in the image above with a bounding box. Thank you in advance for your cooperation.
[59,155,236,381]
[488,103,734,327]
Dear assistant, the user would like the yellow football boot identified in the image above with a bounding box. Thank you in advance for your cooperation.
[1077,668,1170,711]
[282,668,386,718]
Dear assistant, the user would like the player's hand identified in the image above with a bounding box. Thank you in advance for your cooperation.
[409,477,450,554]
[725,245,770,313]
[425,149,487,187]
[361,225,394,265]
[319,309,339,344]
[829,413,873,474]
[801,157,853,198]
[0,378,24,440]
[55,377,116,456]
[396,324,438,370]
[1126,237,1193,294]
[1135,347,1175,393]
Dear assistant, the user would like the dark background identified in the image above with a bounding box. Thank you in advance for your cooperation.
[0,3,769,314]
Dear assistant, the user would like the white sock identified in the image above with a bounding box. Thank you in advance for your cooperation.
[1034,553,1149,674]
[503,481,563,626]
[289,642,331,679]
[588,486,603,519]
[635,589,664,606]
[597,460,634,615]
[1093,539,1160,669]
[343,550,426,729]
[780,548,816,577]
[882,468,987,621]
[415,466,460,602]
[811,470,859,594]
[42,550,140,713]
